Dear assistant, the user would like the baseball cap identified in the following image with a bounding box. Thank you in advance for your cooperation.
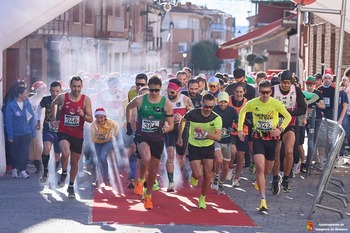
[207,76,219,84]
[218,92,229,102]
[305,76,315,84]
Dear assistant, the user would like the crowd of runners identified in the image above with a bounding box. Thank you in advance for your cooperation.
[4,66,350,212]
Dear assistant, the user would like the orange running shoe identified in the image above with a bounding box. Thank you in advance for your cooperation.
[134,179,145,195]
[144,194,153,209]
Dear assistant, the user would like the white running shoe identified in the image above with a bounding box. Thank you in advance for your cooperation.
[233,177,241,187]
[18,170,29,179]
[226,169,233,181]
[12,168,18,178]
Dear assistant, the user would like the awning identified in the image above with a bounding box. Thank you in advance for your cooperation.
[219,17,291,50]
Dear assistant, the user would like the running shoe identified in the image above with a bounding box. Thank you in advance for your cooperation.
[226,169,233,181]
[300,163,307,173]
[144,194,153,209]
[198,195,206,209]
[153,179,160,191]
[249,162,256,174]
[40,169,48,183]
[57,173,67,187]
[18,170,29,179]
[282,179,291,192]
[134,179,145,195]
[254,180,259,191]
[67,186,75,199]
[12,168,18,178]
[190,177,198,187]
[210,176,219,190]
[233,177,240,187]
[259,199,268,212]
[127,178,136,189]
[271,179,280,195]
[218,183,225,195]
[167,182,174,192]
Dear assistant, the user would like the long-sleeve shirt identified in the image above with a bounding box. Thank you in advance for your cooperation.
[90,119,119,144]
[238,97,291,140]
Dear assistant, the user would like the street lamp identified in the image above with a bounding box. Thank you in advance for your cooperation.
[182,52,187,68]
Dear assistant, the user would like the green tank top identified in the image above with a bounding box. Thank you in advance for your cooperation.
[136,94,166,141]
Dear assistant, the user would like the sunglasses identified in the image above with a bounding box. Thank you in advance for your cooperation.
[259,90,271,95]
[167,90,176,95]
[209,85,218,88]
[149,88,160,93]
[203,105,214,109]
[135,83,146,87]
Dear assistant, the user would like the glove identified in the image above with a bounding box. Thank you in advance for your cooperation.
[154,126,164,134]
[126,122,133,136]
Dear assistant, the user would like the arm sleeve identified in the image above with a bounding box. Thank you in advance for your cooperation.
[238,103,250,131]
[36,103,43,121]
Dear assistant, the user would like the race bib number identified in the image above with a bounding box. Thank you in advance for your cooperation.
[324,97,330,107]
[141,119,160,132]
[97,133,107,141]
[307,108,313,118]
[256,120,273,131]
[64,115,80,127]
[194,131,207,140]
[221,128,230,138]
[49,121,59,132]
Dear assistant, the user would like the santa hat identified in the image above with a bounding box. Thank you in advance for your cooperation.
[95,108,107,117]
[31,81,47,91]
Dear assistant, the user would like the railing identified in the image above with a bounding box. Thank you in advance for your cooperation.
[95,15,126,39]
[37,20,69,35]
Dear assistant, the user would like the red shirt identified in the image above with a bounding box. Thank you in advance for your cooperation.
[58,93,86,138]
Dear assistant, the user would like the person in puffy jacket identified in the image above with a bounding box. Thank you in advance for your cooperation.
[5,86,36,179]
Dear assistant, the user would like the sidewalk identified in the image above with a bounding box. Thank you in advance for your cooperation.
[0,162,350,233]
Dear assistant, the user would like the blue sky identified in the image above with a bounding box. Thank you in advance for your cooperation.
[179,0,256,26]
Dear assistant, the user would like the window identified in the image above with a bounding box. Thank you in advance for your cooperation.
[73,4,80,23]
[178,42,187,53]
[85,0,93,24]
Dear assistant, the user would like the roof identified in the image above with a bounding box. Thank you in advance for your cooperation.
[220,17,290,50]
[215,15,295,60]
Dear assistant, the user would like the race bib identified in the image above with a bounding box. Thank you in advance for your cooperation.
[49,121,59,132]
[97,133,106,141]
[307,108,313,118]
[194,131,208,140]
[221,128,230,138]
[64,115,80,126]
[256,120,273,131]
[324,97,330,107]
[141,119,160,132]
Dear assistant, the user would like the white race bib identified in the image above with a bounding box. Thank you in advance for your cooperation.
[141,119,160,132]
[64,115,80,126]
[256,120,273,131]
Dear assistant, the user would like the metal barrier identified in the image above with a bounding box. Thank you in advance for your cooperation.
[307,118,349,219]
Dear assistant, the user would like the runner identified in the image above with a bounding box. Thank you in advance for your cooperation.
[165,79,193,192]
[51,76,93,198]
[177,93,222,209]
[271,70,307,194]
[237,80,291,212]
[90,108,119,187]
[212,92,238,194]
[125,75,174,210]
[36,81,63,183]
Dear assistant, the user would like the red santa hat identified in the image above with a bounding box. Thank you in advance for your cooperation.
[95,108,107,117]
[31,81,47,91]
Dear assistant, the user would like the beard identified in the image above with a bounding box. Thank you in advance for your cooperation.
[168,94,177,100]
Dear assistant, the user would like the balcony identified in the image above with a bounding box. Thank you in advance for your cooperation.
[37,20,69,35]
[95,15,126,39]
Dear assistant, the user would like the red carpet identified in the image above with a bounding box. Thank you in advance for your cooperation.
[91,174,255,227]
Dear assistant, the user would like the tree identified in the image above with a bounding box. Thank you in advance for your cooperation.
[191,40,223,71]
